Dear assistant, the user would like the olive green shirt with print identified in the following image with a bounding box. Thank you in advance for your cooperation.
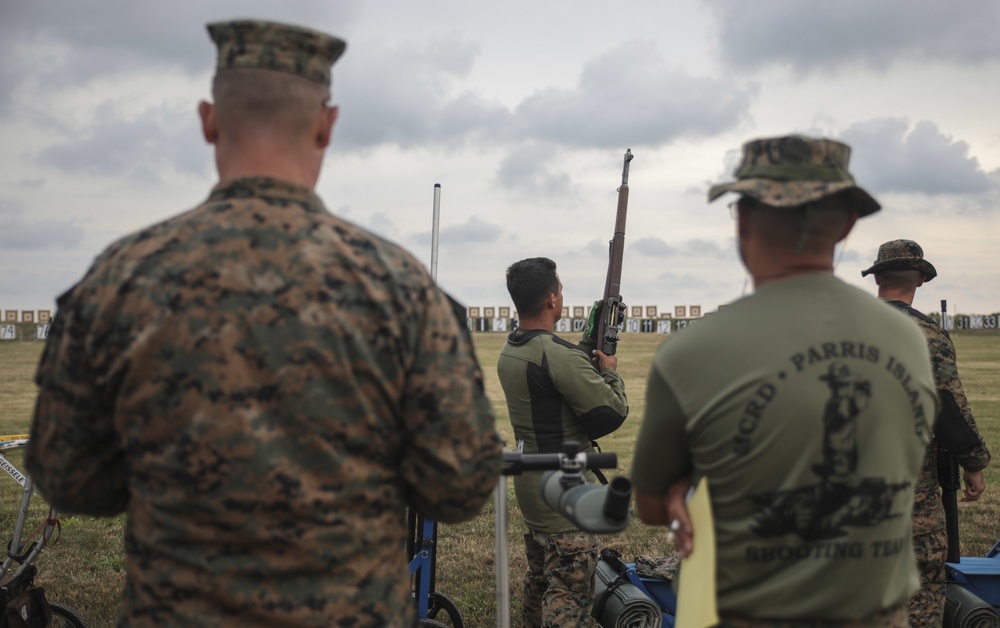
[633,274,935,620]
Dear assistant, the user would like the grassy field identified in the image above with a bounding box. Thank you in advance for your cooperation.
[1,331,998,626]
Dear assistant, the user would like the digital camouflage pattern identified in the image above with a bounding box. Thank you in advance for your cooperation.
[208,20,346,86]
[26,177,503,626]
[861,239,938,280]
[884,301,990,627]
[708,135,881,216]
[909,528,948,628]
[522,530,601,628]
[885,302,991,535]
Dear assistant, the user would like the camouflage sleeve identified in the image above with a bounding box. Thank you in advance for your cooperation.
[396,287,502,524]
[926,327,990,472]
[25,279,129,516]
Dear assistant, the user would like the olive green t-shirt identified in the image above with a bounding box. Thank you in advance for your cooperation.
[632,274,935,619]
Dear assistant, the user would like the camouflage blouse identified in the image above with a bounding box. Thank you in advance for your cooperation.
[27,177,502,626]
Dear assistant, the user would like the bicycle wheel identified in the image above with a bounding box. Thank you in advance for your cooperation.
[50,603,88,628]
[426,592,463,628]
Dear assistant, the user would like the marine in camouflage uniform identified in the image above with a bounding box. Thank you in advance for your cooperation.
[497,258,628,628]
[863,239,991,628]
[26,20,502,627]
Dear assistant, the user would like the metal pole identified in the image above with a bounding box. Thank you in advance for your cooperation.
[431,183,441,283]
[495,477,510,628]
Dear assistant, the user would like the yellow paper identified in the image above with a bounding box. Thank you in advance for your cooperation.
[676,477,719,628]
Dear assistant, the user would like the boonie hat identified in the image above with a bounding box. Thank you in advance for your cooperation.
[708,135,881,217]
[207,20,346,87]
[861,239,937,281]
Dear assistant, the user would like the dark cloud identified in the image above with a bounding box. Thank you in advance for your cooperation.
[495,145,576,200]
[440,215,502,244]
[408,215,504,251]
[35,102,211,182]
[840,118,996,196]
[334,36,510,149]
[651,271,746,306]
[0,1,361,111]
[707,0,1000,74]
[513,42,755,148]
[632,237,673,257]
[0,201,83,251]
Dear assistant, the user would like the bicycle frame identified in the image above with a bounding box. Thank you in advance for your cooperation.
[408,512,438,620]
[0,439,60,582]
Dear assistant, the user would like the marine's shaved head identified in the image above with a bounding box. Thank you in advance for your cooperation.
[213,68,329,141]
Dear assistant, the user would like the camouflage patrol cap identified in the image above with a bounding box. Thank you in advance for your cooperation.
[207,20,346,87]
[708,135,881,217]
[861,239,937,281]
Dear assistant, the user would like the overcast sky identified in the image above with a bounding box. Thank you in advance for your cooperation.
[2,0,999,320]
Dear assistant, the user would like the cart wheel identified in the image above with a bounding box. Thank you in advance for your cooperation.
[50,603,88,628]
[426,592,464,628]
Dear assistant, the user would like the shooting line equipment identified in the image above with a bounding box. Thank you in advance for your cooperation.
[430,183,441,282]
[405,183,464,626]
[496,444,632,628]
[596,149,633,356]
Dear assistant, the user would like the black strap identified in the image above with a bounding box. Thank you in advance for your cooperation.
[593,549,630,619]
[591,441,609,485]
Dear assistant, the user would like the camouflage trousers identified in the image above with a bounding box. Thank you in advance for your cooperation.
[717,604,907,628]
[521,529,600,628]
[908,527,947,628]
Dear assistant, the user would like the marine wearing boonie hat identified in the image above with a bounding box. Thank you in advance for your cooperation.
[861,239,937,281]
[207,20,346,87]
[708,135,881,217]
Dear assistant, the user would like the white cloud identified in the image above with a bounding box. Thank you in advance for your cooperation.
[840,118,997,196]
[513,42,756,148]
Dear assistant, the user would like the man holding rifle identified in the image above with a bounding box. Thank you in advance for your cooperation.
[498,257,628,627]
[633,135,936,625]
[863,239,991,627]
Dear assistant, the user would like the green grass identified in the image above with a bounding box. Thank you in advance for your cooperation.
[1,331,998,626]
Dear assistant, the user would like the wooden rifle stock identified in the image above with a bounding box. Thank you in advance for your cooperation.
[597,149,633,355]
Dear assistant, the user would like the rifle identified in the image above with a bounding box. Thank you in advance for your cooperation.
[939,299,961,563]
[595,149,633,356]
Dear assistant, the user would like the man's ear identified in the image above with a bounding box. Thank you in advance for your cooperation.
[837,209,859,243]
[198,101,218,144]
[316,105,339,148]
[736,204,752,240]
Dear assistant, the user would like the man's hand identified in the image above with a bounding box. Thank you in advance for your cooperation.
[592,349,617,372]
[665,476,694,558]
[962,470,986,502]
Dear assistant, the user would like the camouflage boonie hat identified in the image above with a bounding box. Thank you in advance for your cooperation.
[708,135,881,217]
[861,239,937,281]
[207,20,346,87]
